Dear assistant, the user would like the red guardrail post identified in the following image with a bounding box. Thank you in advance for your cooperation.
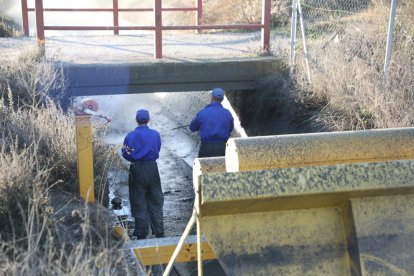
[21,0,29,36]
[261,0,271,52]
[154,0,162,59]
[113,0,119,35]
[196,0,202,34]
[35,0,45,49]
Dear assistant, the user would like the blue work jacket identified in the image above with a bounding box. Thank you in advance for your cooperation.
[190,102,234,142]
[122,125,161,162]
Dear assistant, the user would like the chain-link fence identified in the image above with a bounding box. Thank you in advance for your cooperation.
[289,0,414,130]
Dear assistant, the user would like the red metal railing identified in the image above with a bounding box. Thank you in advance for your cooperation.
[22,0,271,59]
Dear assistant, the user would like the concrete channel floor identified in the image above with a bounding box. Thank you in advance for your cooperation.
[97,94,225,275]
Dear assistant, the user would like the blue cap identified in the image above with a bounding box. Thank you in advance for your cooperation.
[212,88,225,100]
[136,109,150,121]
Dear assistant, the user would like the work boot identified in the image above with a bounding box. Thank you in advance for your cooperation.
[155,233,164,238]
[132,230,146,240]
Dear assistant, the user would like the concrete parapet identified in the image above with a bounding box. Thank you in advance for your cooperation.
[193,157,226,191]
[225,127,414,172]
[199,160,414,275]
[63,57,282,97]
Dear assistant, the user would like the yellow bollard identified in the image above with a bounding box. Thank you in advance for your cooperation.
[75,115,95,203]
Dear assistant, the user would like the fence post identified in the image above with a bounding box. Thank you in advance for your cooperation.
[21,0,29,36]
[384,0,398,77]
[154,0,162,59]
[290,0,298,76]
[113,0,119,35]
[196,0,202,34]
[297,0,311,83]
[261,0,271,53]
[35,0,45,50]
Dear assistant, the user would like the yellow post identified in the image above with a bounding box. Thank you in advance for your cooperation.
[75,115,95,203]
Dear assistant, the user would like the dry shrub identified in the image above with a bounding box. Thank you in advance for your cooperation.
[0,22,13,37]
[203,0,261,25]
[294,2,414,130]
[0,49,125,274]
[0,48,113,200]
[0,47,65,107]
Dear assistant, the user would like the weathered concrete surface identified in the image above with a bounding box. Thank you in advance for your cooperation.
[226,127,414,172]
[351,195,414,275]
[202,208,351,275]
[198,160,414,275]
[201,160,414,215]
[63,57,282,96]
[193,157,226,191]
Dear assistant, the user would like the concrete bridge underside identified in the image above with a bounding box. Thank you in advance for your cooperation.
[64,57,282,96]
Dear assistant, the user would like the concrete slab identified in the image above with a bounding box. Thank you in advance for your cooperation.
[0,31,286,63]
[198,160,414,275]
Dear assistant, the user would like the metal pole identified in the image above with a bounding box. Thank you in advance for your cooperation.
[113,0,119,35]
[154,0,162,59]
[196,0,203,34]
[384,0,399,77]
[290,0,298,76]
[75,115,95,203]
[163,210,196,276]
[35,0,45,48]
[261,0,271,53]
[21,0,29,36]
[297,0,311,83]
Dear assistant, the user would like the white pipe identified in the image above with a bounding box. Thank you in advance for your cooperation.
[163,210,196,276]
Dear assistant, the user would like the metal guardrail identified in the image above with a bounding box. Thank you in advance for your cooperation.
[21,0,271,59]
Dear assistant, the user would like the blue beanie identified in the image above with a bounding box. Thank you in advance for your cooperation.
[136,109,150,122]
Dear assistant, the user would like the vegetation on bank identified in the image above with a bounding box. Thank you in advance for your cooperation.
[0,18,14,37]
[293,0,414,131]
[0,49,128,274]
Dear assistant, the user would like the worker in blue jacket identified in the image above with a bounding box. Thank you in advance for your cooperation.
[122,109,164,239]
[190,88,234,157]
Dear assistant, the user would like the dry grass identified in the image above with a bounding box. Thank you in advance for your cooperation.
[0,49,127,274]
[294,1,414,131]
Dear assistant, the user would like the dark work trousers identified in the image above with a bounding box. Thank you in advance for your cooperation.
[128,160,164,238]
[198,141,226,158]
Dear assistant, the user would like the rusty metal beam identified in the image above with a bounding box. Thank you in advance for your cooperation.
[113,0,119,35]
[154,0,162,59]
[226,127,414,172]
[35,0,45,48]
[21,0,29,36]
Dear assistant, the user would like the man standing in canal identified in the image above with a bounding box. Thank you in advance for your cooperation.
[122,109,164,239]
[190,88,234,157]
